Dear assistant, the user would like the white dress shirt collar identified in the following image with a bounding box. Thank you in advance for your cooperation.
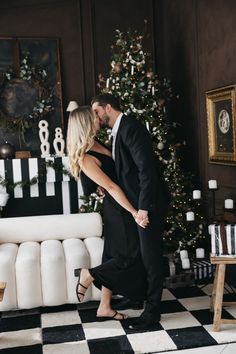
[111,112,123,136]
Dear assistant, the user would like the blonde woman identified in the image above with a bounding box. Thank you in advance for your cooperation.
[67,106,147,321]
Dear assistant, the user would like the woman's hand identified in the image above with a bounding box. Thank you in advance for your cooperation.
[131,210,149,228]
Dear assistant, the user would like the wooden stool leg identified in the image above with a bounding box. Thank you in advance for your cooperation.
[0,282,7,302]
[210,265,219,312]
[212,263,226,331]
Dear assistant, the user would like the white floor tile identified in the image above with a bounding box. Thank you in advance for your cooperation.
[83,320,125,340]
[41,310,81,328]
[0,328,41,349]
[161,311,201,330]
[127,330,177,353]
[162,288,176,301]
[156,343,227,353]
[179,296,210,311]
[223,306,236,318]
[43,341,90,354]
[221,342,236,353]
[204,324,236,343]
[127,331,177,353]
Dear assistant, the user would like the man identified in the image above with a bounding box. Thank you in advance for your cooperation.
[91,93,169,330]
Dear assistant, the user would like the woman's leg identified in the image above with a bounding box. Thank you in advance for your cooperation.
[97,286,127,320]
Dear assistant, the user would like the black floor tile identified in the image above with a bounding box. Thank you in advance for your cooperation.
[167,326,218,349]
[0,314,41,332]
[42,324,85,344]
[88,335,134,354]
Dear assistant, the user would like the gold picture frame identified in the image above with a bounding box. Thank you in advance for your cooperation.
[206,84,236,165]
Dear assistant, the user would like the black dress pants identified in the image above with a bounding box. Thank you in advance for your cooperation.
[138,208,165,317]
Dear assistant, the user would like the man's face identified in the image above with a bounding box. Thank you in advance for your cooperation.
[92,102,111,128]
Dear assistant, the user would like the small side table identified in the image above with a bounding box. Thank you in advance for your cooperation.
[210,255,236,331]
[0,281,6,302]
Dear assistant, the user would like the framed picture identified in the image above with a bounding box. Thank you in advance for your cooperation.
[206,84,236,164]
[0,37,63,157]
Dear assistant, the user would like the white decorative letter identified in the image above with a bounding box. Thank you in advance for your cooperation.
[39,120,50,158]
[53,127,65,157]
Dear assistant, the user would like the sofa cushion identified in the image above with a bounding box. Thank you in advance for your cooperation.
[0,213,103,244]
[16,242,42,309]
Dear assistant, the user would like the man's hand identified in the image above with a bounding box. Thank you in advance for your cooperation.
[135,209,149,228]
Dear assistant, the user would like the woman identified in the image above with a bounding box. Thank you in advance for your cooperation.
[66,106,147,320]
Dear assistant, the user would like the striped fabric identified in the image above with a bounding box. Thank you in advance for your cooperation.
[0,157,83,216]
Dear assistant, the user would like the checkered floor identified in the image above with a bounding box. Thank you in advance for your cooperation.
[1,284,236,354]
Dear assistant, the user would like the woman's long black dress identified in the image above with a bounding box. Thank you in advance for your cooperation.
[80,151,147,301]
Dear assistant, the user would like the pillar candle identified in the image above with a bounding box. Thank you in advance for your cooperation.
[180,250,188,259]
[186,211,195,221]
[181,258,190,269]
[224,199,234,209]
[193,190,201,199]
[106,78,110,88]
[131,66,134,75]
[208,180,217,189]
[196,248,205,259]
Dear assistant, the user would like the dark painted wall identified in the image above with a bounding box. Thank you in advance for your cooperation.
[156,0,236,214]
[1,0,236,217]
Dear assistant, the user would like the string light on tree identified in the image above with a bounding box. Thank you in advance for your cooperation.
[93,26,207,255]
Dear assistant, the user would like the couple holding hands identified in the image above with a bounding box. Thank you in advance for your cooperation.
[66,93,169,330]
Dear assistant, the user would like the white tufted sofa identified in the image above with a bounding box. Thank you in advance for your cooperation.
[0,212,103,311]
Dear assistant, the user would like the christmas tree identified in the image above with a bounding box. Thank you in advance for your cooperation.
[81,28,207,256]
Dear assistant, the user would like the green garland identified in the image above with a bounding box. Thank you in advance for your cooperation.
[0,159,70,190]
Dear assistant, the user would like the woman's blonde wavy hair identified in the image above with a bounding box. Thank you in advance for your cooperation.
[66,106,97,179]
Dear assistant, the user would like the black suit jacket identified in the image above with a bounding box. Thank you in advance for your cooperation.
[114,114,169,213]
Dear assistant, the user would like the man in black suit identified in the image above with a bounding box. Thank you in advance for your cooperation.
[91,93,169,330]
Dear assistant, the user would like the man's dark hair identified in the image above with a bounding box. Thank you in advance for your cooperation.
[91,93,121,111]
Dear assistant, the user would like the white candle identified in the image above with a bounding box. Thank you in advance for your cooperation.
[193,190,201,199]
[152,86,155,96]
[208,225,212,234]
[224,199,234,209]
[180,250,188,259]
[186,211,195,221]
[181,258,190,269]
[208,179,217,189]
[131,66,134,75]
[106,78,110,88]
[146,121,150,131]
[196,248,205,259]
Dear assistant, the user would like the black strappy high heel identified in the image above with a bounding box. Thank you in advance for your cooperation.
[74,268,88,303]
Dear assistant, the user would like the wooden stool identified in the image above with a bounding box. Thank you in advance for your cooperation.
[0,281,6,302]
[210,255,236,331]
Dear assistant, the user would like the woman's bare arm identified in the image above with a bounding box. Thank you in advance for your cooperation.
[80,155,138,219]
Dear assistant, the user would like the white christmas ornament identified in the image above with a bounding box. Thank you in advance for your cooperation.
[0,192,9,207]
[53,127,65,157]
[157,142,164,150]
[38,120,50,158]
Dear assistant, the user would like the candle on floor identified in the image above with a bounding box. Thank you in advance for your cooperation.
[224,199,234,209]
[186,211,195,221]
[193,190,201,199]
[196,248,205,259]
[208,180,217,189]
[180,250,188,259]
[181,258,190,269]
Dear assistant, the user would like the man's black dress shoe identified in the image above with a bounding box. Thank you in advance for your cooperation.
[129,312,161,330]
[112,297,144,310]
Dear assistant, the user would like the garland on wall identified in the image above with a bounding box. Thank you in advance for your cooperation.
[0,55,54,148]
[0,159,70,190]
